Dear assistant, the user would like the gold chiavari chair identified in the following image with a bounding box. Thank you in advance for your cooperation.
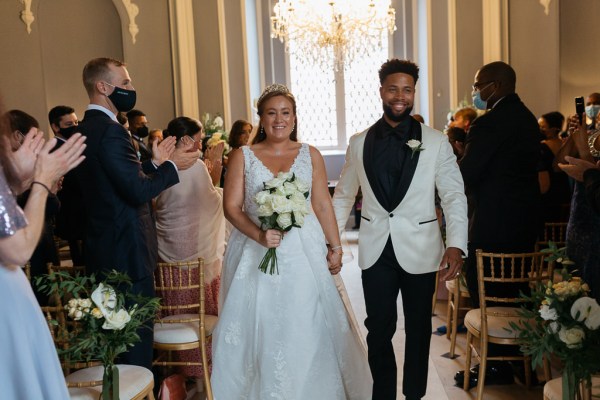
[153,258,216,400]
[463,250,554,400]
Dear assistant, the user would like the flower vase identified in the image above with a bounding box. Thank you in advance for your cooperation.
[102,363,119,400]
[561,367,592,400]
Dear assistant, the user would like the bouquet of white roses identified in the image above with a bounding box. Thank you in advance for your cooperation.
[509,244,600,400]
[202,112,231,155]
[37,270,160,398]
[254,171,311,274]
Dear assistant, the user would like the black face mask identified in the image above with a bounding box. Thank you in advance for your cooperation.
[134,126,149,138]
[107,85,137,112]
[59,125,78,139]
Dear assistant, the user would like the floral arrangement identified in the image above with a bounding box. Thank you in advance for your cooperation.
[406,139,425,159]
[201,112,230,155]
[36,270,160,399]
[509,244,600,400]
[254,172,311,274]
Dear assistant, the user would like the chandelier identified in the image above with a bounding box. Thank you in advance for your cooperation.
[271,0,397,71]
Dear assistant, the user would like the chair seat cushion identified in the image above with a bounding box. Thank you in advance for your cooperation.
[464,307,527,338]
[66,364,153,400]
[544,376,600,400]
[445,277,470,295]
[154,313,218,344]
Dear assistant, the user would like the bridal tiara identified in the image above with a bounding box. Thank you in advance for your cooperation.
[258,83,294,105]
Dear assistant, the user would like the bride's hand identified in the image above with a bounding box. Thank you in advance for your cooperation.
[327,250,342,275]
[259,229,283,248]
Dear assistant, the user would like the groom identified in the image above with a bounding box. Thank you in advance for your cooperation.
[332,59,468,400]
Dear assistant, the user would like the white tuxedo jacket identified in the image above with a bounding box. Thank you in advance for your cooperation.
[332,121,468,274]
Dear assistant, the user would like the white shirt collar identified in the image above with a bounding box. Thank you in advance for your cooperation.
[86,104,118,122]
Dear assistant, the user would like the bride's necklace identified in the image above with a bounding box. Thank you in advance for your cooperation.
[273,149,282,156]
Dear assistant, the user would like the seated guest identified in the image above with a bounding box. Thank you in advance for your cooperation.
[538,111,571,222]
[7,110,60,305]
[154,116,226,386]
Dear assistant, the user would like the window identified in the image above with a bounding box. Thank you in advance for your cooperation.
[288,37,390,149]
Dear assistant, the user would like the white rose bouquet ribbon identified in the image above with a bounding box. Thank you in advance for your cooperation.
[254,172,311,274]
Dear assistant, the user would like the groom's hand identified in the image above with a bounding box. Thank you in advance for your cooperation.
[439,247,464,281]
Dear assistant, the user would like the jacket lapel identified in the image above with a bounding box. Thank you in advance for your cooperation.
[363,121,389,210]
[390,118,422,209]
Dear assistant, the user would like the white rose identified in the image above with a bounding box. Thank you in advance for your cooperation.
[257,203,274,217]
[255,190,271,205]
[68,298,78,308]
[407,139,422,149]
[558,326,585,348]
[102,309,131,330]
[539,304,558,321]
[81,298,92,308]
[293,211,305,226]
[548,321,560,333]
[276,171,292,181]
[265,177,286,190]
[283,181,297,194]
[570,297,600,322]
[289,192,306,210]
[91,283,118,315]
[271,195,291,213]
[214,116,224,128]
[294,178,310,194]
[74,309,84,321]
[276,213,292,229]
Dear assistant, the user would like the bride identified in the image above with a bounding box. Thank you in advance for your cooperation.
[211,84,372,399]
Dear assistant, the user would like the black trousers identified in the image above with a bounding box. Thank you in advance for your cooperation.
[362,237,437,400]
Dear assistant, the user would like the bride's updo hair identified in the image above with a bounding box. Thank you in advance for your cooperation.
[252,83,298,144]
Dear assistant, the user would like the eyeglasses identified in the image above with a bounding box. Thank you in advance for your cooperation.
[472,81,494,91]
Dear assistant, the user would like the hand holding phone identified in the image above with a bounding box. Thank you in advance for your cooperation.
[575,96,585,124]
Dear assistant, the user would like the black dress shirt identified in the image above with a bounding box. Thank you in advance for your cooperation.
[372,117,412,204]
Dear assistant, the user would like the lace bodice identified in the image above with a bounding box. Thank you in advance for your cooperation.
[242,143,312,224]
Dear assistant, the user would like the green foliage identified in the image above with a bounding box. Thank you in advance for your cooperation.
[36,270,160,367]
[508,243,600,391]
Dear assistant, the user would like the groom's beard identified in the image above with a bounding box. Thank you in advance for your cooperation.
[383,103,413,123]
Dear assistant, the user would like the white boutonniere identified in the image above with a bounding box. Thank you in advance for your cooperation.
[406,139,425,159]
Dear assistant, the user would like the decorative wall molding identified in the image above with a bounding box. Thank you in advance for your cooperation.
[540,0,551,16]
[121,0,139,44]
[19,0,35,34]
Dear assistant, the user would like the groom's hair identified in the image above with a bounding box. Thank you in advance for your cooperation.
[378,59,419,85]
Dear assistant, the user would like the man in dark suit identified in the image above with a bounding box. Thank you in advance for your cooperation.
[49,105,86,266]
[127,109,152,162]
[76,57,199,370]
[457,61,541,385]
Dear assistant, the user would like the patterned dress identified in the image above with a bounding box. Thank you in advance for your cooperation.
[211,144,372,399]
[0,170,69,399]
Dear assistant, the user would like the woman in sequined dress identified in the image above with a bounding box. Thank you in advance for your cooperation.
[0,107,86,399]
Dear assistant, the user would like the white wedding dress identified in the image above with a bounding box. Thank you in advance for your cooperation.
[211,143,372,400]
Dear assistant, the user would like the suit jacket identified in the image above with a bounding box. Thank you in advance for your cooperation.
[459,93,541,248]
[333,118,468,273]
[53,138,86,240]
[76,109,179,280]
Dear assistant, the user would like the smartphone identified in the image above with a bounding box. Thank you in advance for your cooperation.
[575,96,585,123]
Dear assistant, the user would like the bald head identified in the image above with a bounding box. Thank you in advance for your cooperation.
[478,61,516,91]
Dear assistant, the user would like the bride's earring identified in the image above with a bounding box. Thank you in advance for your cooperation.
[261,126,265,136]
